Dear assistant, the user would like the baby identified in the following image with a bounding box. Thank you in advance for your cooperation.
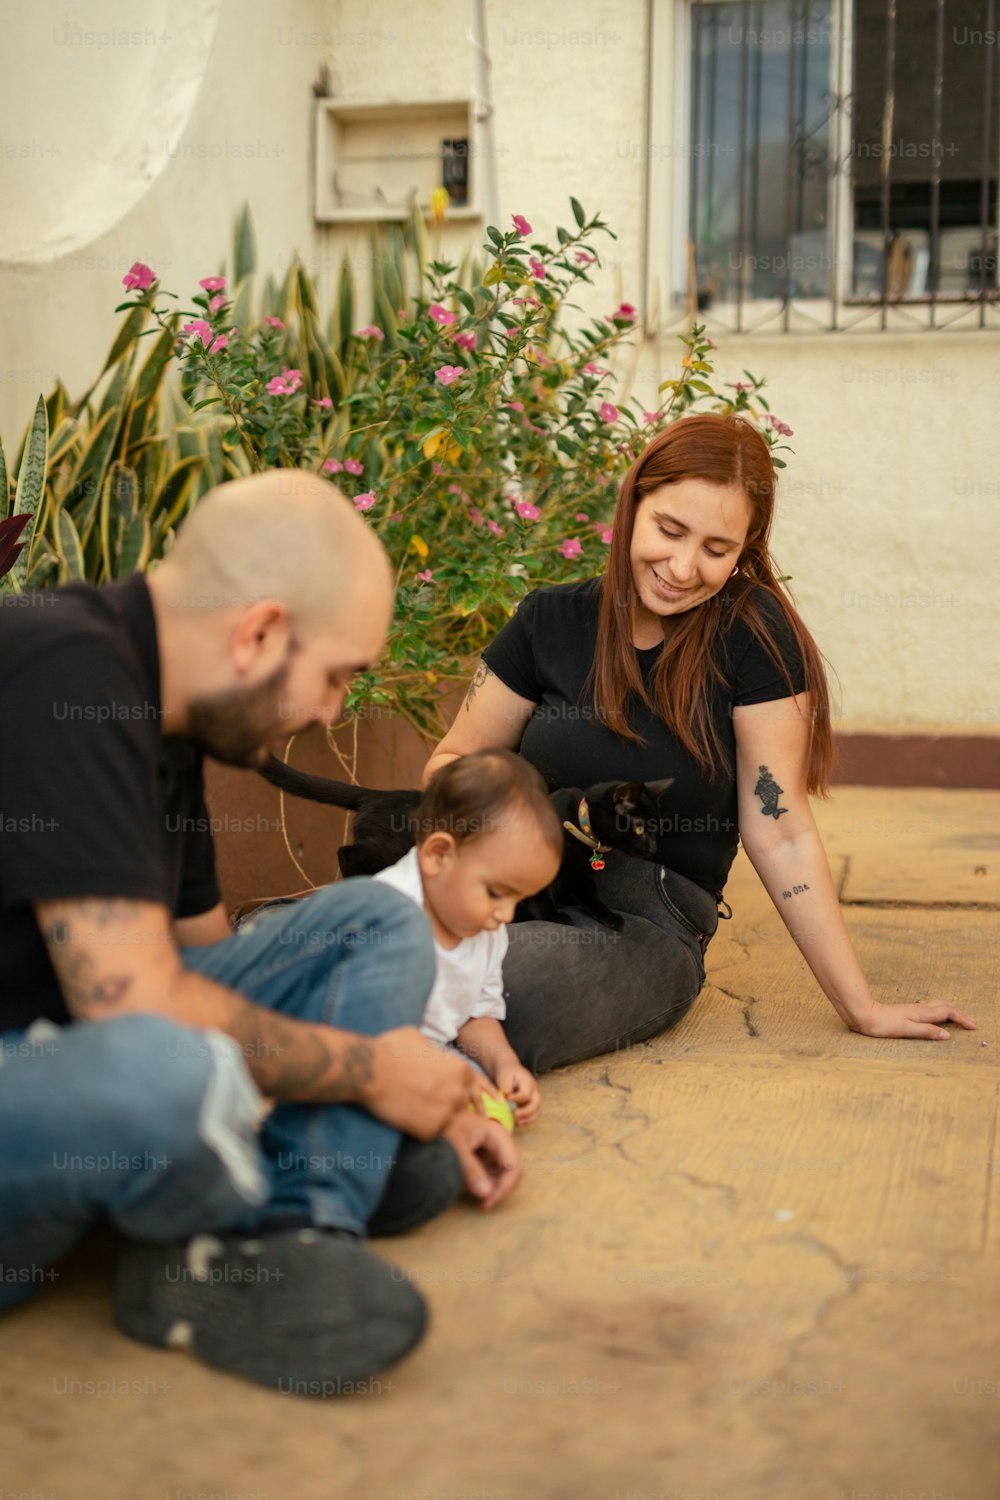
[373,748,562,1127]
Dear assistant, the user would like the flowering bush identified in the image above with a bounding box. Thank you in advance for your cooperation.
[1,201,792,739]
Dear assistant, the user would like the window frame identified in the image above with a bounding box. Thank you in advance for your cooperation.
[646,0,1000,335]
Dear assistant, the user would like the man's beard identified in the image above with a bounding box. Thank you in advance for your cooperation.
[185,654,293,767]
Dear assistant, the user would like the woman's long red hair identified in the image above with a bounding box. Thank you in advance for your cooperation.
[583,412,835,798]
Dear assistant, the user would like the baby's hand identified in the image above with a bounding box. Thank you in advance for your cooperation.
[495,1060,541,1126]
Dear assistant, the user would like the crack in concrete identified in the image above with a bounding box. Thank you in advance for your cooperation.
[708,981,766,1039]
[746,1231,863,1448]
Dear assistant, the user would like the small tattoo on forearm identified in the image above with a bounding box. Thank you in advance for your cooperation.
[781,884,810,899]
[755,765,788,820]
[464,659,492,713]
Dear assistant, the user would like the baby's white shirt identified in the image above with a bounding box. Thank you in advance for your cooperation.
[372,846,509,1047]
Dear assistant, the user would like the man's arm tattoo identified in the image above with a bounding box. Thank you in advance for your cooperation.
[223,998,376,1102]
[40,913,134,1014]
[464,659,492,713]
[754,764,788,820]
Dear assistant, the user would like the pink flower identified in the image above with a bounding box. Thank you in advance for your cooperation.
[599,401,619,424]
[208,294,227,314]
[486,520,503,537]
[704,337,718,349]
[512,296,542,307]
[429,303,457,326]
[575,512,589,522]
[528,257,546,280]
[263,315,285,330]
[515,501,539,521]
[507,401,525,414]
[643,411,660,425]
[731,381,753,394]
[584,362,608,376]
[354,492,376,512]
[454,332,476,351]
[560,538,582,559]
[389,511,403,522]
[435,365,463,386]
[767,414,794,437]
[431,462,444,477]
[511,214,532,236]
[122,262,155,291]
[575,251,596,266]
[199,276,226,292]
[416,569,434,583]
[312,396,333,409]
[599,528,613,544]
[469,507,483,526]
[448,483,469,501]
[322,459,343,473]
[344,457,364,476]
[611,302,637,322]
[182,319,212,345]
[267,367,303,396]
[207,334,229,355]
[355,324,385,340]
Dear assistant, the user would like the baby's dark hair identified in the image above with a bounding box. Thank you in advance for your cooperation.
[415,748,563,861]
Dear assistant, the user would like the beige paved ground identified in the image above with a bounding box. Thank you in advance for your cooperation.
[3,787,999,1500]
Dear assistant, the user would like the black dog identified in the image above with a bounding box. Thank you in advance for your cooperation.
[258,758,673,931]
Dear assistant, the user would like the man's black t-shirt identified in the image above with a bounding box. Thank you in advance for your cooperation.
[0,574,220,1033]
[481,576,808,897]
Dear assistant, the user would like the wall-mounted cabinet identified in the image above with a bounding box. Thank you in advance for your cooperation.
[314,98,479,224]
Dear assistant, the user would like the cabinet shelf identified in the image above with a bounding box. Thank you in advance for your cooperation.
[314,98,479,224]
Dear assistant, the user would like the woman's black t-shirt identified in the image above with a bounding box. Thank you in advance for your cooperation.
[481,576,808,897]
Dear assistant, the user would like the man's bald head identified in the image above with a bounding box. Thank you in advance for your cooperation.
[157,469,393,638]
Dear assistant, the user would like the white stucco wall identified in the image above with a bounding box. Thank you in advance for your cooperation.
[1,0,996,732]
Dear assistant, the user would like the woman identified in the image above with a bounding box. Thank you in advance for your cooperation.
[421,413,975,1071]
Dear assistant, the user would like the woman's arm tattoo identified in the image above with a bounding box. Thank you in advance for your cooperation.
[754,764,788,820]
[464,658,493,713]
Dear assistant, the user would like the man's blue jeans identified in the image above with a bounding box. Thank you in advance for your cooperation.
[0,880,437,1312]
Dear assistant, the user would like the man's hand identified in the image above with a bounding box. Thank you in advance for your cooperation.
[495,1059,541,1126]
[361,1027,485,1140]
[850,999,978,1042]
[443,1111,522,1210]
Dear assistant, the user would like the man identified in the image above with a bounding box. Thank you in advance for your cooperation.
[0,470,520,1394]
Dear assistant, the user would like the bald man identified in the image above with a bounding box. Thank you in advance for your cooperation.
[0,470,518,1395]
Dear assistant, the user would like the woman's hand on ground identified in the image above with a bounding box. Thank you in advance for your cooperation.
[362,1027,483,1138]
[850,1000,978,1041]
[443,1112,522,1210]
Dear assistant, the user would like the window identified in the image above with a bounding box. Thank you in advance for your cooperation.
[653,0,1000,332]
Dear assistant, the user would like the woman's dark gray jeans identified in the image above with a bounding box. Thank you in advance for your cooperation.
[501,859,727,1075]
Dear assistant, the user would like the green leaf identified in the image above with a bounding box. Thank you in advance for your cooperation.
[570,197,586,228]
[0,436,8,522]
[155,455,204,531]
[11,395,49,587]
[57,507,85,580]
[118,512,151,576]
[233,201,257,283]
[483,262,504,287]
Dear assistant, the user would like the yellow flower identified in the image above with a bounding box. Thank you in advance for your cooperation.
[422,430,444,459]
[410,534,429,560]
[429,188,450,225]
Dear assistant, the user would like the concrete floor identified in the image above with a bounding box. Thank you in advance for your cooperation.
[4,786,999,1500]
